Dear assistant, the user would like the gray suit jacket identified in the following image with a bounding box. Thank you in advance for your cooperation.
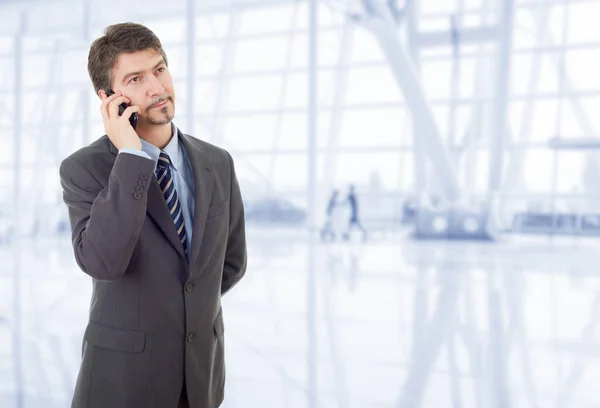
[59,130,247,408]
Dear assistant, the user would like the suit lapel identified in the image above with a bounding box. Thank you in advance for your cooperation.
[146,174,187,259]
[107,132,215,262]
[178,131,214,267]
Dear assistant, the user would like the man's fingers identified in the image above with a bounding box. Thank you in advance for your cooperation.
[121,105,141,120]
[108,96,130,119]
[100,90,120,117]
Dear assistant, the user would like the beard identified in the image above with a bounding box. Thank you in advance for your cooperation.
[145,97,174,125]
[146,105,174,125]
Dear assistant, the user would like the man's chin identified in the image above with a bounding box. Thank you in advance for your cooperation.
[146,111,174,126]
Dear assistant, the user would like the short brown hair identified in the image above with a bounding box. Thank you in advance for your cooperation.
[87,22,169,94]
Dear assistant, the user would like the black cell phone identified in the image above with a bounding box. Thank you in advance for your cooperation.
[105,89,138,130]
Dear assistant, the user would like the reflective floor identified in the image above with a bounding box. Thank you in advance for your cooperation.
[1,228,600,407]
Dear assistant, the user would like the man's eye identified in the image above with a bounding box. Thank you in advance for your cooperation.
[130,76,140,83]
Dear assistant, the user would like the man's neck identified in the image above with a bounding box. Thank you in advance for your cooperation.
[137,123,173,150]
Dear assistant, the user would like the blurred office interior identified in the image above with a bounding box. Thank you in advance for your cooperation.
[1,0,600,407]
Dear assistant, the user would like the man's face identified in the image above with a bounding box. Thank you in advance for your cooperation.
[108,49,175,126]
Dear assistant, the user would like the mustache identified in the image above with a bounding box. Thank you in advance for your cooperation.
[146,96,172,110]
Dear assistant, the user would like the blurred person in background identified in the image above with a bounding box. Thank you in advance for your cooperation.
[321,188,339,241]
[343,184,367,241]
[59,22,247,408]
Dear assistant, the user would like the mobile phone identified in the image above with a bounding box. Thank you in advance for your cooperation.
[105,89,138,130]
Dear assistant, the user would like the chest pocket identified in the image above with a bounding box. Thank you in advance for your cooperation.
[206,198,228,219]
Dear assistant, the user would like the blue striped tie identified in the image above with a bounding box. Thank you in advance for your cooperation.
[156,151,188,254]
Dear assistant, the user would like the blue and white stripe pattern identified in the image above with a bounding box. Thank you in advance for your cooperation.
[156,151,188,254]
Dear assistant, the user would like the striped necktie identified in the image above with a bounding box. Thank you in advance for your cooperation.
[156,151,188,254]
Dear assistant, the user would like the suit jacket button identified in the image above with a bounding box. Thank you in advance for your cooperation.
[138,179,147,187]
[187,333,195,343]
[133,192,142,200]
[185,283,194,293]
[135,186,144,193]
[140,174,148,180]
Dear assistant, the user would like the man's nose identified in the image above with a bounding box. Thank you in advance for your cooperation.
[147,76,165,97]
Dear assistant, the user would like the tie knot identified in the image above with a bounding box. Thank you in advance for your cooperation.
[157,151,171,169]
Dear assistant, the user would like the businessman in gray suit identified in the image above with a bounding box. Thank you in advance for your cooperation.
[59,22,247,408]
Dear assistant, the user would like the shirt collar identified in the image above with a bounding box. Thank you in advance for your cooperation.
[140,123,180,172]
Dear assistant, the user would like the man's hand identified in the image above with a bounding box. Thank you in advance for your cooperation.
[99,89,142,151]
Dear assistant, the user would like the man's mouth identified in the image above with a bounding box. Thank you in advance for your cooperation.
[151,100,168,109]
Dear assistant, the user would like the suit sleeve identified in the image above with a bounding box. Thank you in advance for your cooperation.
[59,153,156,281]
[221,151,247,295]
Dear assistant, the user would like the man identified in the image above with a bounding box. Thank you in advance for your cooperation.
[343,184,366,241]
[59,22,247,408]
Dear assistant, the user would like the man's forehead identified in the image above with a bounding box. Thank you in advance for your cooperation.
[114,49,162,72]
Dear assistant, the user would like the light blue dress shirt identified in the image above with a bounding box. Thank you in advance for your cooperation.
[119,123,196,253]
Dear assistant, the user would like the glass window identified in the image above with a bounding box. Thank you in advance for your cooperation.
[398,152,415,191]
[27,1,83,36]
[450,105,478,147]
[556,151,590,194]
[195,13,232,40]
[0,93,13,128]
[565,49,600,91]
[163,45,187,79]
[233,153,307,191]
[509,99,559,143]
[59,50,89,84]
[226,74,282,111]
[458,56,477,99]
[22,54,52,87]
[290,30,348,69]
[277,113,308,150]
[521,148,556,193]
[295,2,346,29]
[421,60,453,100]
[192,80,218,115]
[238,6,296,35]
[338,107,408,148]
[0,57,15,87]
[574,96,600,138]
[510,52,560,96]
[568,2,600,44]
[421,0,459,15]
[514,6,566,50]
[328,152,402,190]
[350,27,384,64]
[144,18,186,44]
[233,37,289,73]
[345,66,403,105]
[0,133,13,165]
[221,114,277,151]
[558,98,588,139]
[194,44,223,76]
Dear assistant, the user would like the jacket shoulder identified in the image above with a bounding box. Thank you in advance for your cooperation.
[61,135,113,168]
[182,132,232,165]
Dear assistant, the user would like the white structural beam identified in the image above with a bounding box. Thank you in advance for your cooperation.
[186,0,196,137]
[540,22,599,140]
[322,22,354,190]
[81,0,91,145]
[208,9,237,145]
[417,25,498,47]
[502,6,550,193]
[357,2,461,201]
[11,12,25,408]
[488,0,515,194]
[549,138,600,149]
[404,0,427,196]
[307,1,318,407]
